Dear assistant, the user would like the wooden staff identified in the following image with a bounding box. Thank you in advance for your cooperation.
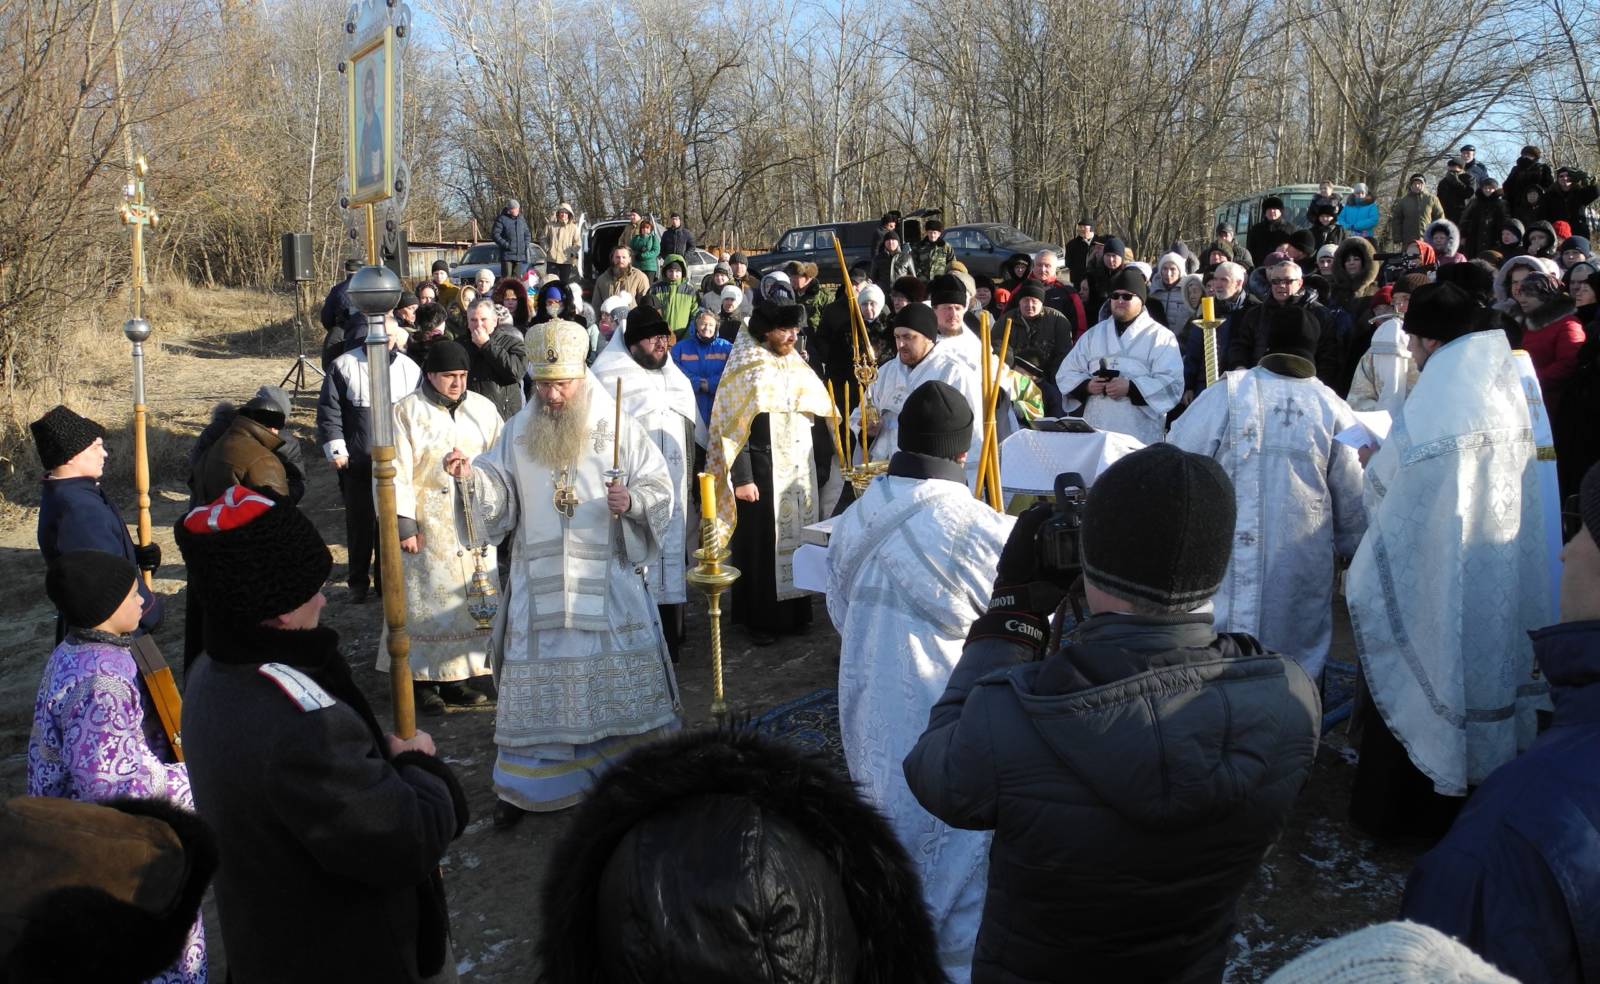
[118,155,157,588]
[976,315,993,500]
[978,318,1013,511]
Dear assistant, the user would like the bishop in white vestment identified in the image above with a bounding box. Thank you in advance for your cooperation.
[1056,269,1183,446]
[1345,284,1552,838]
[1168,322,1367,682]
[445,320,680,823]
[383,342,505,709]
[829,380,1012,983]
[591,306,702,661]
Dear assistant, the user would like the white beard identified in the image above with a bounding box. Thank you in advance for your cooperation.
[525,384,591,470]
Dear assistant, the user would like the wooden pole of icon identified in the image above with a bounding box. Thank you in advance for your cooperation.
[119,156,157,589]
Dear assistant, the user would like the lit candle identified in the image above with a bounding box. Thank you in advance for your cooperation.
[699,472,715,520]
[1200,295,1215,322]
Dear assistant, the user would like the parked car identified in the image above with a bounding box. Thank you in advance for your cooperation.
[449,241,548,288]
[941,224,1063,278]
[682,247,717,286]
[746,208,943,283]
[1214,183,1353,237]
[582,216,661,285]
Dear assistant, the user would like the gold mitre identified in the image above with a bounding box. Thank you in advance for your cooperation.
[526,318,589,380]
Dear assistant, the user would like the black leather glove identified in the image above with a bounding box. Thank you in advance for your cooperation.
[134,541,161,574]
[969,503,1066,653]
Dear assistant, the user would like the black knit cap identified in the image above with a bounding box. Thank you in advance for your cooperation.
[1081,444,1236,611]
[30,405,105,471]
[1404,282,1479,343]
[431,259,450,273]
[1287,229,1316,258]
[422,340,470,373]
[928,274,967,306]
[898,380,973,460]
[1264,307,1318,363]
[623,304,672,345]
[893,303,938,341]
[1108,267,1148,303]
[1015,282,1047,303]
[46,550,138,631]
[1102,236,1127,258]
[174,486,332,626]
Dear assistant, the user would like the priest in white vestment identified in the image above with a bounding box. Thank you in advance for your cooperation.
[928,274,1014,489]
[829,380,1012,982]
[856,304,982,465]
[384,341,505,713]
[707,302,834,645]
[1056,268,1184,446]
[1345,283,1552,839]
[591,305,701,662]
[444,319,680,826]
[1168,311,1367,683]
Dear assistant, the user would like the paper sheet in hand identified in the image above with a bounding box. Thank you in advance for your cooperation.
[793,543,830,594]
[1334,409,1393,449]
[999,427,1146,493]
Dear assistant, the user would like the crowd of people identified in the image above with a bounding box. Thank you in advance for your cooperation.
[10,146,1600,983]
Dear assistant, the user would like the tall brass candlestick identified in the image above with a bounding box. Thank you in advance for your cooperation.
[687,474,740,721]
[119,155,158,588]
[1195,295,1222,389]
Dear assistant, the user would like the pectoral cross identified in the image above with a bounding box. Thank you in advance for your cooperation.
[118,156,158,321]
[1272,398,1305,429]
[553,470,578,518]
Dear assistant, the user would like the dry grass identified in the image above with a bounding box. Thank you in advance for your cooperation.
[0,281,294,524]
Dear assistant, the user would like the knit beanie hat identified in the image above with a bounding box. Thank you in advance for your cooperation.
[422,340,470,374]
[46,550,138,631]
[1016,282,1047,303]
[1102,236,1127,259]
[1403,282,1479,343]
[1263,921,1516,983]
[719,284,743,306]
[1081,444,1235,611]
[431,259,450,274]
[928,274,968,307]
[856,283,885,310]
[174,486,332,627]
[891,276,927,304]
[1108,267,1148,303]
[892,303,938,341]
[1265,308,1319,364]
[897,380,973,460]
[1559,235,1591,257]
[30,405,106,471]
[1287,229,1317,258]
[624,305,673,345]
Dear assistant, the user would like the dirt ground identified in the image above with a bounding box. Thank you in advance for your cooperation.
[0,292,1422,981]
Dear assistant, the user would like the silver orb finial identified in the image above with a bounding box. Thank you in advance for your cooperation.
[123,317,152,343]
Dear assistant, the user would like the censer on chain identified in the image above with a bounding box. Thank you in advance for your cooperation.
[456,474,498,631]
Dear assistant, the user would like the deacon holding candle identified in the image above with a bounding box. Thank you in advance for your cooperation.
[443,319,681,827]
[591,305,702,662]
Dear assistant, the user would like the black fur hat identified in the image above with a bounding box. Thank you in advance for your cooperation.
[539,728,948,984]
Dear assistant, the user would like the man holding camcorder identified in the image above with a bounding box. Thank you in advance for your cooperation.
[904,443,1322,984]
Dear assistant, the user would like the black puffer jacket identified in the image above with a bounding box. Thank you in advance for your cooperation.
[1225,292,1345,391]
[540,728,947,984]
[905,613,1320,984]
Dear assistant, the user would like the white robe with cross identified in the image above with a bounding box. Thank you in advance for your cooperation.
[1168,364,1367,681]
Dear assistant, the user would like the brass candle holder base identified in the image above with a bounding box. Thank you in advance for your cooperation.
[842,459,888,494]
[686,517,741,721]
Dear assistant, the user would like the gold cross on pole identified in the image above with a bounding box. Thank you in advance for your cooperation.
[118,155,158,321]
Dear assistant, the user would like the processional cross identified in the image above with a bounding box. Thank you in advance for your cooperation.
[119,157,158,319]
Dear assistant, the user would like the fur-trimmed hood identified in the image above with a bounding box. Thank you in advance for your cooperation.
[0,796,217,983]
[538,727,948,984]
[1332,236,1379,294]
[1525,220,1560,258]
[1494,254,1561,302]
[1425,218,1461,257]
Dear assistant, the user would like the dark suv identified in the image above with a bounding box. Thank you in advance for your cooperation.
[747,209,942,282]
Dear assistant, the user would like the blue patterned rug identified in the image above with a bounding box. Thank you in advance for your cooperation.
[755,659,1358,767]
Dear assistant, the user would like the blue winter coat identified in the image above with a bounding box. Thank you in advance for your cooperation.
[671,333,731,427]
[491,209,531,263]
[1339,199,1380,238]
[37,477,162,633]
[1402,619,1600,984]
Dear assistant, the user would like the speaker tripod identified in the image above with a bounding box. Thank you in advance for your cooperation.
[281,281,324,395]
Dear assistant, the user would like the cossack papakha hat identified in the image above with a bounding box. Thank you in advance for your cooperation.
[174,485,331,626]
[525,319,590,380]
